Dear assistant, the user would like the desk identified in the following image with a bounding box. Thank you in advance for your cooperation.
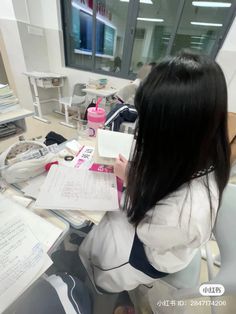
[82,87,117,99]
[24,72,66,124]
[0,108,33,141]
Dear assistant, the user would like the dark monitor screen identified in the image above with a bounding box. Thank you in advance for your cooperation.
[71,8,115,57]
[104,25,115,56]
[96,20,105,54]
[79,10,93,52]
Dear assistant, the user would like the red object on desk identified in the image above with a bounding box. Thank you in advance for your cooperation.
[45,161,59,172]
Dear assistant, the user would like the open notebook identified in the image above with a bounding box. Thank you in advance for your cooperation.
[0,194,62,312]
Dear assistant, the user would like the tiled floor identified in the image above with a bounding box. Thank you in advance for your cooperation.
[1,112,235,314]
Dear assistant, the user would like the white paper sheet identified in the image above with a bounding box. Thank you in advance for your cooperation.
[0,194,62,251]
[97,129,134,159]
[0,210,52,313]
[35,165,119,211]
[22,174,47,199]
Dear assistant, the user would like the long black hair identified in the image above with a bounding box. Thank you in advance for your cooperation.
[124,51,230,226]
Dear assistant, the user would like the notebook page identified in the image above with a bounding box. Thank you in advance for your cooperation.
[0,210,52,313]
[0,194,62,251]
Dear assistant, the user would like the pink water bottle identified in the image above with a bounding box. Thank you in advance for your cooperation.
[87,107,106,137]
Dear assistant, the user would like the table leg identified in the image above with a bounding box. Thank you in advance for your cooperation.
[31,78,50,123]
[54,85,64,115]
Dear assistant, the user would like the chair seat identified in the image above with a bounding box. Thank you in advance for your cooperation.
[59,96,85,106]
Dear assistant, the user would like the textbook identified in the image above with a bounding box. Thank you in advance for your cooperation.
[0,194,62,312]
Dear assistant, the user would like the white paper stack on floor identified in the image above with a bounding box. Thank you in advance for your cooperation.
[0,194,59,313]
[35,165,119,212]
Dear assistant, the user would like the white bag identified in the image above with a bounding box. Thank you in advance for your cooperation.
[0,141,55,183]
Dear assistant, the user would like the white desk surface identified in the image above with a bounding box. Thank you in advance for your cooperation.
[24,71,66,79]
[82,87,117,97]
[0,108,33,124]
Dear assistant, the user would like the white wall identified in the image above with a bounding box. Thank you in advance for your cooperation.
[0,0,33,110]
[217,17,236,113]
[0,0,15,20]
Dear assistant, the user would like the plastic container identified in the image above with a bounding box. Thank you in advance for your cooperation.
[87,107,106,137]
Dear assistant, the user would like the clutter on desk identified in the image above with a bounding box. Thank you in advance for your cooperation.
[88,77,108,89]
[65,139,82,155]
[44,131,67,146]
[64,155,74,161]
[0,141,58,183]
[45,160,59,171]
[74,145,94,169]
[0,84,20,114]
[34,165,119,212]
[97,128,134,159]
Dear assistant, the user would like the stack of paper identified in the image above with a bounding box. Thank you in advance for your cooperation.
[0,84,20,114]
[0,194,62,312]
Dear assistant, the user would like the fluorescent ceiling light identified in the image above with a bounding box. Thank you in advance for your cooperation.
[192,1,231,8]
[191,35,206,38]
[191,41,203,44]
[120,0,153,3]
[191,21,223,27]
[137,17,164,22]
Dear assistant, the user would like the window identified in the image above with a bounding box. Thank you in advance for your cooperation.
[171,0,235,56]
[61,0,236,79]
[129,0,181,75]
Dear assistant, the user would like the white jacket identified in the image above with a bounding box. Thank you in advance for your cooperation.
[79,173,218,293]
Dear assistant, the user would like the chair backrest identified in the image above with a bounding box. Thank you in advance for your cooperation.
[73,83,86,97]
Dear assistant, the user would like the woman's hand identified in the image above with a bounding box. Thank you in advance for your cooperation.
[114,154,128,184]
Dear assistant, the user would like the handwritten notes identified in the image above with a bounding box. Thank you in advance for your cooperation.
[0,194,62,252]
[35,165,119,211]
[0,209,52,312]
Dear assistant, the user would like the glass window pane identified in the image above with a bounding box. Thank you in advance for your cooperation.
[130,0,180,75]
[95,0,128,73]
[63,0,94,70]
[171,0,235,56]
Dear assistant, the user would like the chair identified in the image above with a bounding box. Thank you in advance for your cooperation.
[59,83,86,128]
[158,183,236,314]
